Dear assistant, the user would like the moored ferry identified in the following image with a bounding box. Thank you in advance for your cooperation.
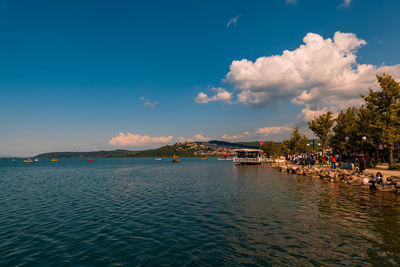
[233,149,263,165]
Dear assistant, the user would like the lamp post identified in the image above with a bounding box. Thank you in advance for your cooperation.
[361,136,367,154]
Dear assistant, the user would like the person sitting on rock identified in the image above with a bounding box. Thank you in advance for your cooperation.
[370,172,384,189]
[375,172,383,184]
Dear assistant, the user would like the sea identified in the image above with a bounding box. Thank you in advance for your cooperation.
[0,158,399,266]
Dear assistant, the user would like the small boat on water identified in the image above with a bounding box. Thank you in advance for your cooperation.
[24,159,33,163]
[88,158,94,162]
[34,158,39,162]
[201,158,207,160]
[218,153,233,160]
[172,154,179,163]
[155,158,162,161]
[51,158,58,162]
[217,157,233,160]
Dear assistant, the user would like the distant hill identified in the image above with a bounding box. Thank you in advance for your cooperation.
[35,140,264,158]
[131,143,195,157]
[36,149,136,158]
[0,154,14,158]
[204,140,256,148]
[235,141,261,148]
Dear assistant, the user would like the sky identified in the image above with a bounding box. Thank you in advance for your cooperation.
[1,0,400,156]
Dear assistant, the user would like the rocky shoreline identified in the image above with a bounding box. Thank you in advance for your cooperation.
[269,162,400,193]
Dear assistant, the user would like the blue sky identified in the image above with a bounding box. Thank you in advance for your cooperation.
[1,0,400,156]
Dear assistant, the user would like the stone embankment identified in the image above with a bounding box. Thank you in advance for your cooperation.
[269,162,400,193]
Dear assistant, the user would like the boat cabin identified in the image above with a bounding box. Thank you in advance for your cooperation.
[233,149,263,165]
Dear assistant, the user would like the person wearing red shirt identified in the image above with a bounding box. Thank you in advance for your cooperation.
[330,155,336,169]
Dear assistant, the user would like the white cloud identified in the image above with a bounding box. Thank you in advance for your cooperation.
[195,87,233,104]
[254,125,294,141]
[297,105,331,121]
[109,132,173,147]
[226,14,241,28]
[256,126,292,136]
[339,0,351,8]
[139,97,157,108]
[225,31,400,120]
[255,125,316,141]
[194,92,210,104]
[177,137,194,143]
[285,0,297,5]
[221,131,252,141]
[193,134,211,142]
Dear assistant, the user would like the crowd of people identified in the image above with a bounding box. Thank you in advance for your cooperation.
[287,151,368,173]
[286,151,391,188]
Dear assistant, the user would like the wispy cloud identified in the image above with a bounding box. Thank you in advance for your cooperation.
[285,0,298,5]
[139,97,157,108]
[339,0,351,8]
[226,14,241,28]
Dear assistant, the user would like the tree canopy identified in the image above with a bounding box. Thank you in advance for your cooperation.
[360,74,400,167]
[308,111,334,149]
[279,126,309,155]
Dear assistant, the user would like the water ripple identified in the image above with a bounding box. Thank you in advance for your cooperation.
[0,158,399,266]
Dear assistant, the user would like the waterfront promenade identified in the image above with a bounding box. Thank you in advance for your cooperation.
[269,161,400,193]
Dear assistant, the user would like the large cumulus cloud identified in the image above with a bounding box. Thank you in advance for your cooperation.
[225,31,400,119]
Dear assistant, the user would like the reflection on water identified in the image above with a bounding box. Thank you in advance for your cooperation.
[0,158,399,266]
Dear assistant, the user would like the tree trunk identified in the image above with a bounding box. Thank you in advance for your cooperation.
[389,144,394,169]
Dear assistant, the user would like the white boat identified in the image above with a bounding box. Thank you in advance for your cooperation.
[233,149,263,165]
[34,158,39,162]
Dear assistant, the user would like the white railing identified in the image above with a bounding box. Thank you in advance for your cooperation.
[233,157,262,163]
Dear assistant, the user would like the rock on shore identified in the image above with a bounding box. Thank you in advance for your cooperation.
[269,162,400,194]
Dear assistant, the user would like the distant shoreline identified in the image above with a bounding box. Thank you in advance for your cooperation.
[28,140,260,159]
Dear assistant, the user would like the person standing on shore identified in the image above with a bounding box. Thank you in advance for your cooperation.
[330,154,336,169]
[359,154,367,173]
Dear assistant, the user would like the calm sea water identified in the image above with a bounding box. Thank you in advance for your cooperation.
[0,158,399,266]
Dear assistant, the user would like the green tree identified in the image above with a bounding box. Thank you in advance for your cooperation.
[263,141,280,158]
[330,107,358,151]
[287,126,309,154]
[279,140,291,156]
[361,74,400,168]
[308,111,335,149]
[356,106,378,155]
